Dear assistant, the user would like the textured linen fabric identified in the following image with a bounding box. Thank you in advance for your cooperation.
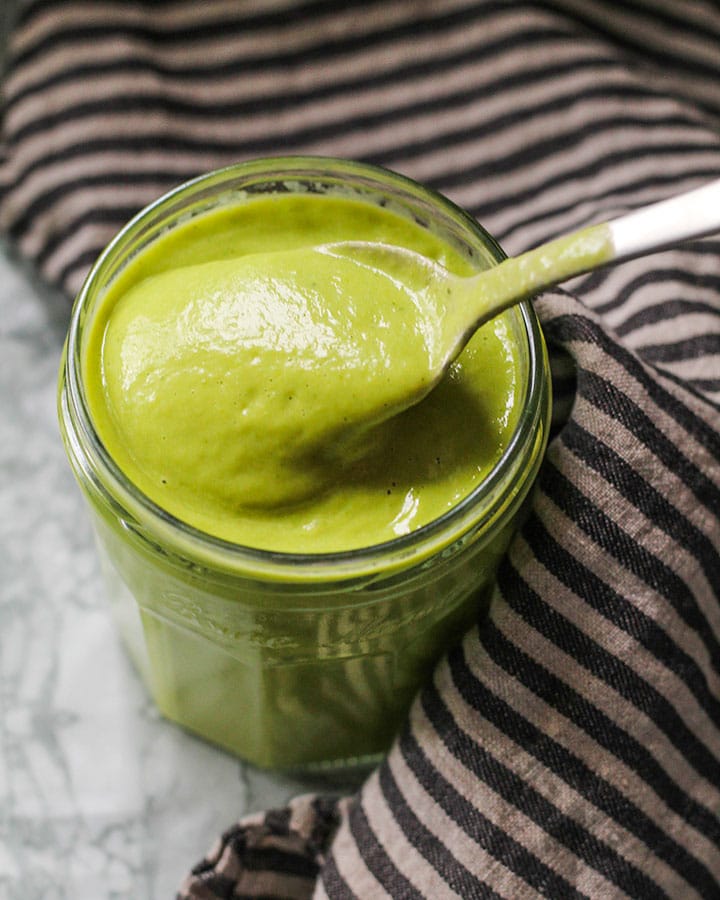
[2,1,719,897]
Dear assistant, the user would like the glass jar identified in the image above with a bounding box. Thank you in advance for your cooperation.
[58,157,550,771]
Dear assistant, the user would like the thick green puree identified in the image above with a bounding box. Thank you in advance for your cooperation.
[85,194,520,554]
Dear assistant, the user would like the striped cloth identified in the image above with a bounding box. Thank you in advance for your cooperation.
[2,1,719,897]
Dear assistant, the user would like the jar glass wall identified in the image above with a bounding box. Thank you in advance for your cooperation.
[58,157,550,770]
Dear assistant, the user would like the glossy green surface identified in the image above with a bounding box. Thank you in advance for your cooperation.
[85,194,521,553]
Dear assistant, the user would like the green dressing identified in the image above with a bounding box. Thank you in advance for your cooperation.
[61,164,552,769]
[84,193,521,553]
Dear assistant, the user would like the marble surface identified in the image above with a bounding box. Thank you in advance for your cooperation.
[0,244,357,899]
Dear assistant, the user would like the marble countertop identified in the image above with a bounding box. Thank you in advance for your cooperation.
[0,244,355,899]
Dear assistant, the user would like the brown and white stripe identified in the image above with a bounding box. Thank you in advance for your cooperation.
[3,1,719,897]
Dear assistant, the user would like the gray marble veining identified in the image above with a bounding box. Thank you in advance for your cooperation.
[0,245,341,899]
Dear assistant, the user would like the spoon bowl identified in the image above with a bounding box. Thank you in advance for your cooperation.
[319,176,720,383]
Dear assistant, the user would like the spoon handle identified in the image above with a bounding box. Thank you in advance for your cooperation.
[608,177,720,261]
[469,177,720,318]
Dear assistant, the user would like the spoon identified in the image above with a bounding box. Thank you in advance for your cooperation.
[94,178,720,512]
[319,177,720,378]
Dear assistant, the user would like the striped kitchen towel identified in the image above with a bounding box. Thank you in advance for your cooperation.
[2,1,719,897]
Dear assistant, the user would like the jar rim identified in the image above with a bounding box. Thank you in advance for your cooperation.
[61,155,549,580]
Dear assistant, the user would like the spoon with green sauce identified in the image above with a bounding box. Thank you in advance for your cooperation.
[319,177,720,391]
[98,178,720,510]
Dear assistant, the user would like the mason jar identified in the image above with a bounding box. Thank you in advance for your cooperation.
[58,157,551,770]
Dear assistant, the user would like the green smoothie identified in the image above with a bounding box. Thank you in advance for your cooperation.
[84,194,520,554]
